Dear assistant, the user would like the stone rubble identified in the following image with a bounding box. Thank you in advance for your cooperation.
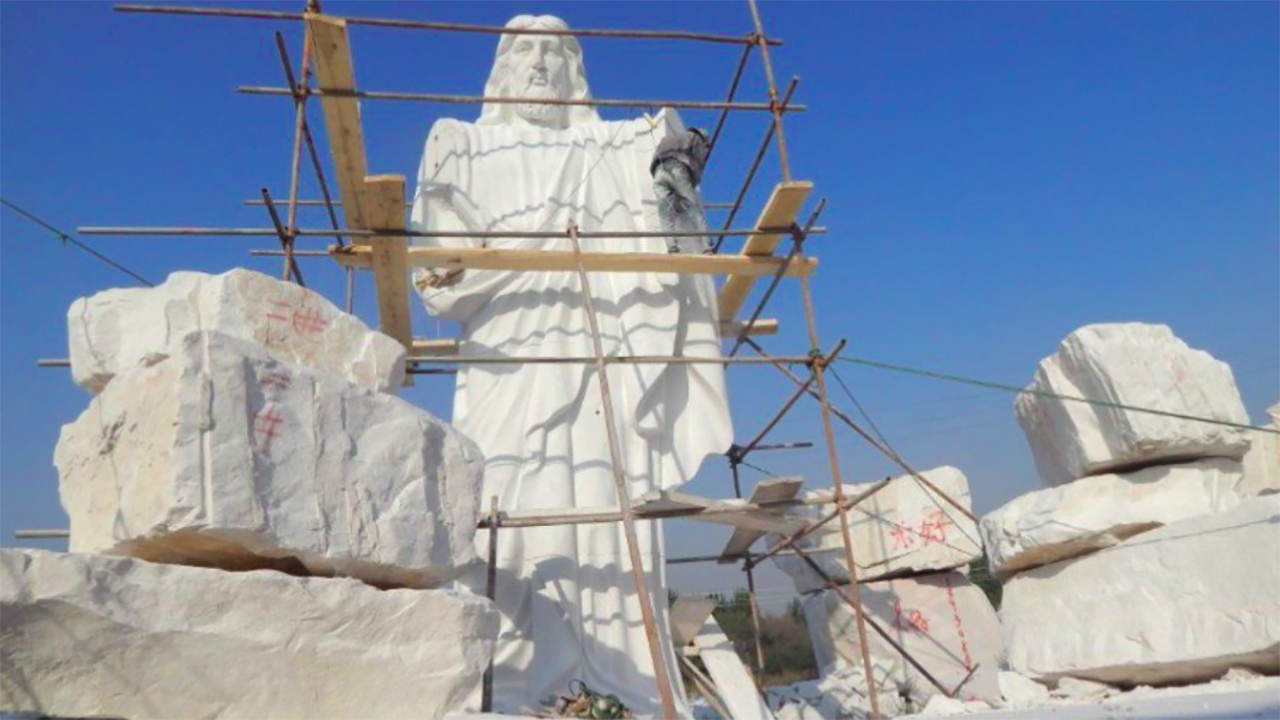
[1241,402,1280,497]
[56,330,483,589]
[997,670,1050,709]
[0,549,498,720]
[68,268,407,394]
[803,571,1005,707]
[770,466,983,593]
[979,458,1247,578]
[1014,323,1250,486]
[1000,496,1280,686]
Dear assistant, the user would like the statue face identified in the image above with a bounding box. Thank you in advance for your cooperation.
[507,35,570,127]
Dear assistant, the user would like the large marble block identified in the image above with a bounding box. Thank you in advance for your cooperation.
[981,458,1247,578]
[770,466,983,593]
[56,331,482,588]
[1015,323,1250,486]
[1001,496,1280,685]
[0,549,498,720]
[803,571,1004,706]
[68,268,406,393]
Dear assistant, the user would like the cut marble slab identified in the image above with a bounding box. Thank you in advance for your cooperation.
[770,466,983,593]
[68,268,406,393]
[56,330,482,588]
[0,549,498,720]
[1001,495,1280,686]
[980,458,1248,578]
[803,571,1004,706]
[1015,323,1250,486]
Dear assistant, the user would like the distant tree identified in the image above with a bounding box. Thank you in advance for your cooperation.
[969,554,1002,609]
[712,590,818,686]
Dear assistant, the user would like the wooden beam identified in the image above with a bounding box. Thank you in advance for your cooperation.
[332,245,818,277]
[717,181,813,322]
[306,14,369,230]
[693,617,777,720]
[360,175,414,363]
[718,476,804,563]
[719,317,778,338]
[670,597,717,648]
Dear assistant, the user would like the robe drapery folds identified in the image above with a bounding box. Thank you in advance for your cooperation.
[410,109,733,715]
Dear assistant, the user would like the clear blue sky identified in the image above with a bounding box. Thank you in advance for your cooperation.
[2,1,1277,606]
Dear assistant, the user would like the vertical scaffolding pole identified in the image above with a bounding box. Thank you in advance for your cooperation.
[280,25,313,283]
[795,233,881,719]
[746,0,791,182]
[566,225,678,718]
[729,459,768,676]
[482,495,499,713]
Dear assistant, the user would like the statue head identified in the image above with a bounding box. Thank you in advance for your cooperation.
[478,15,601,129]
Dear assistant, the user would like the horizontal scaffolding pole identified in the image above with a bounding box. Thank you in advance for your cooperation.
[244,198,737,209]
[79,226,822,240]
[409,355,813,366]
[13,529,69,540]
[478,490,841,530]
[114,4,782,46]
[239,86,805,113]
[332,244,819,276]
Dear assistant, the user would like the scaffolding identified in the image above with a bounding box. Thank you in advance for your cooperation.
[65,3,987,718]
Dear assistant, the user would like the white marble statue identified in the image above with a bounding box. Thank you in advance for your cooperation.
[410,15,733,716]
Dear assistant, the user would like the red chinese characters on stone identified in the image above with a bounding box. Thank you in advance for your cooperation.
[890,523,916,550]
[265,296,329,345]
[917,509,953,546]
[893,599,930,633]
[253,405,286,450]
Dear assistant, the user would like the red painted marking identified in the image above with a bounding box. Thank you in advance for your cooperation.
[890,524,916,550]
[918,509,953,546]
[893,599,930,633]
[254,406,285,447]
[291,305,329,335]
[945,574,975,671]
[260,371,292,391]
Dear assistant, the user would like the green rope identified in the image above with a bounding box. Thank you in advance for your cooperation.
[835,355,1280,435]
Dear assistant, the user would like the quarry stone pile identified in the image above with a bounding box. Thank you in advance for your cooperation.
[980,458,1248,578]
[770,466,983,593]
[1000,496,1280,685]
[1014,323,1250,486]
[0,549,499,720]
[984,323,1279,693]
[56,330,482,588]
[68,269,407,394]
[803,571,1004,707]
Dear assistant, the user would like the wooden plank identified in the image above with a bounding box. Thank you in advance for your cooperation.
[717,181,813,322]
[670,597,717,648]
[633,490,805,535]
[718,476,805,564]
[332,245,818,277]
[360,175,414,369]
[720,317,778,338]
[694,617,776,720]
[307,14,369,231]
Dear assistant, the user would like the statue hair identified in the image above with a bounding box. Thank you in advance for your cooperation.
[478,15,602,127]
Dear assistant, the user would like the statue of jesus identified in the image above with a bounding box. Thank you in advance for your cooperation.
[410,14,733,716]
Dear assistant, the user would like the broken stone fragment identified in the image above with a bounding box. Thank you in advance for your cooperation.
[55,330,482,588]
[980,458,1248,578]
[0,549,498,720]
[1241,402,1280,497]
[769,466,983,593]
[1001,495,1280,686]
[802,571,1004,707]
[997,670,1050,709]
[1015,323,1251,486]
[68,268,406,394]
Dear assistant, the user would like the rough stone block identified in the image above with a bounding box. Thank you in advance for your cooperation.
[0,549,497,720]
[770,467,983,593]
[56,331,482,588]
[980,458,1247,578]
[1015,323,1250,486]
[1001,496,1280,685]
[68,268,406,394]
[803,571,1004,706]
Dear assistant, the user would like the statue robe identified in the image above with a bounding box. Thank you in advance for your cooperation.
[411,109,733,715]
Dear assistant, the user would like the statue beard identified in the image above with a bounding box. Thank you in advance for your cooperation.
[514,82,568,126]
